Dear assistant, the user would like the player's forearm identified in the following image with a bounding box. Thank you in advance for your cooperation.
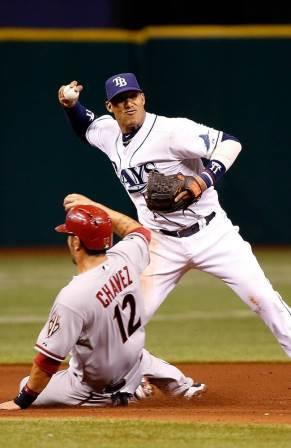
[11,362,51,409]
[197,138,242,191]
[64,102,95,140]
[94,203,142,238]
[210,139,242,171]
[12,353,61,409]
[26,362,51,394]
[63,194,142,238]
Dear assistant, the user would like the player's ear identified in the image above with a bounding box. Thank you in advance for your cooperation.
[106,101,113,113]
[73,235,82,251]
[141,93,145,106]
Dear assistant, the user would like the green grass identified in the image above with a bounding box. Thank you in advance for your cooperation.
[0,419,291,448]
[0,248,290,363]
[1,250,291,445]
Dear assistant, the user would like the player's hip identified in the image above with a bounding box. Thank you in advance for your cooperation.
[143,210,239,276]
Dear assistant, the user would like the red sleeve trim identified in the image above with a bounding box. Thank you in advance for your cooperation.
[34,352,61,376]
[129,227,151,243]
[35,343,65,362]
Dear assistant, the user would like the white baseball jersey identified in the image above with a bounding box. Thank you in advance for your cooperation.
[35,232,149,392]
[85,112,224,231]
[83,110,291,362]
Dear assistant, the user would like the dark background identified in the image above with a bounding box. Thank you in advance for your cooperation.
[2,1,291,27]
[1,1,291,246]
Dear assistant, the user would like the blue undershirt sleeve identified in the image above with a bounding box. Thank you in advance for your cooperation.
[221,132,240,143]
[64,102,97,141]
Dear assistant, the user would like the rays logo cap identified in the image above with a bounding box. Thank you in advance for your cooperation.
[105,72,142,101]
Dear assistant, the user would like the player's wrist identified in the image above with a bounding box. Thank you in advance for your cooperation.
[199,160,227,188]
[193,176,208,192]
[13,384,39,409]
[186,175,207,199]
[63,100,78,109]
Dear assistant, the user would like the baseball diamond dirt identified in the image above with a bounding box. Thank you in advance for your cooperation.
[0,363,290,423]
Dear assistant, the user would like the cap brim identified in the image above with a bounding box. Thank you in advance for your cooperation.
[108,87,142,101]
[55,223,68,233]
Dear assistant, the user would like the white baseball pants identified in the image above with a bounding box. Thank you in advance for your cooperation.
[141,212,291,358]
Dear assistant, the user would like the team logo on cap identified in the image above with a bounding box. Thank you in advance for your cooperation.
[112,77,127,87]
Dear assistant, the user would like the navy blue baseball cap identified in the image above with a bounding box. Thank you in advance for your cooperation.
[105,73,142,101]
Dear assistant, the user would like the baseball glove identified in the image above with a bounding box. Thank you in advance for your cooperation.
[145,171,203,213]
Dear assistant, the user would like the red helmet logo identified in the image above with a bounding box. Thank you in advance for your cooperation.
[55,205,113,250]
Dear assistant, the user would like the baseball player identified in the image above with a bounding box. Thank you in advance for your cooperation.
[0,204,206,411]
[57,73,291,360]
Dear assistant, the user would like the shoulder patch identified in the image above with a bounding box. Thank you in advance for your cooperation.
[47,313,60,338]
[199,133,210,150]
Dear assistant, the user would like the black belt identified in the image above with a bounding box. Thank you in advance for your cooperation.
[104,378,126,394]
[160,212,216,238]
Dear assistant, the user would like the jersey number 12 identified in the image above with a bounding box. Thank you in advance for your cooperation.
[114,294,141,343]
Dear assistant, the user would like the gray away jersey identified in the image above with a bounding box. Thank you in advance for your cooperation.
[35,232,149,391]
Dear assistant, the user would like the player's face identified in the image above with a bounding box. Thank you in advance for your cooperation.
[106,91,146,133]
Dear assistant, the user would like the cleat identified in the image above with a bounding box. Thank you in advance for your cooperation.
[183,382,207,399]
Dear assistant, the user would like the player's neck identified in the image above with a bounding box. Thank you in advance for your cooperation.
[76,254,108,274]
[121,123,142,135]
[118,110,146,134]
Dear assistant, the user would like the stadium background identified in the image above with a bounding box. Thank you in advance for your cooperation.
[1,0,291,246]
[1,3,291,446]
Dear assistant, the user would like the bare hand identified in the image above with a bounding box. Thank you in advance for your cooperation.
[58,80,83,108]
[175,174,202,203]
[175,190,193,203]
[0,400,21,411]
[64,193,98,211]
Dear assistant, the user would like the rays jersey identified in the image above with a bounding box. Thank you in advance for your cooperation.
[85,112,224,231]
[35,231,149,392]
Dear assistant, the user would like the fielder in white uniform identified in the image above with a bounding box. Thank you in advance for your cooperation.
[0,204,205,411]
[57,73,291,361]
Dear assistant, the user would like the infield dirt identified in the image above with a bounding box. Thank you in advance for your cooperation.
[0,363,290,423]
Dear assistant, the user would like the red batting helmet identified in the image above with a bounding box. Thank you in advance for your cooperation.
[55,205,113,250]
